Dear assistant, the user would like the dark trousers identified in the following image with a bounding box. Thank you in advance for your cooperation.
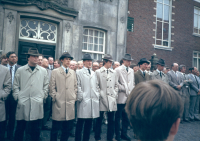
[115,104,130,139]
[75,118,93,141]
[95,111,115,140]
[50,120,74,141]
[14,119,42,141]
[5,91,17,138]
[0,121,6,140]
[42,96,51,127]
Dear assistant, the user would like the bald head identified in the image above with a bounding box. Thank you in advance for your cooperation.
[113,61,120,69]
[172,63,179,72]
[92,62,99,72]
[41,58,49,69]
[70,60,77,71]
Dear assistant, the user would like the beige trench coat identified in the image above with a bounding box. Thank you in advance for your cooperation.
[115,65,135,104]
[150,70,169,84]
[0,65,11,122]
[13,65,49,121]
[49,67,77,121]
[76,67,100,118]
[95,67,118,112]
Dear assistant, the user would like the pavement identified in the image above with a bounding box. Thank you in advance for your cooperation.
[40,120,200,141]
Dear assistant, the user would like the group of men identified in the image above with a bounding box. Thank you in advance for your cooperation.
[0,48,200,141]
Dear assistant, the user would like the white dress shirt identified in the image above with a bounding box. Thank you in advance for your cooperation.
[7,64,16,86]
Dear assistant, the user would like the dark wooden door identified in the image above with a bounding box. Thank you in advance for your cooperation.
[18,41,55,66]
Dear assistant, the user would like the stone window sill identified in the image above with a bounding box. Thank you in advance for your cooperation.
[154,45,173,51]
[193,33,200,37]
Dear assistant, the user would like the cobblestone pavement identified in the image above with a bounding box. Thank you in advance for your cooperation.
[40,120,200,141]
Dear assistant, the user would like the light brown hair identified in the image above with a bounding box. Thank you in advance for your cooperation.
[125,80,183,141]
[0,54,7,61]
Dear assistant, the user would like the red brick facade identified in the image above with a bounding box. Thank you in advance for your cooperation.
[127,0,200,70]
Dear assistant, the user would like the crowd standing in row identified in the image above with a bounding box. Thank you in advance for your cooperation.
[0,48,200,141]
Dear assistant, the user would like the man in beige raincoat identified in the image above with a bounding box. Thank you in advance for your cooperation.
[0,64,11,140]
[49,52,77,141]
[95,54,118,141]
[13,48,49,141]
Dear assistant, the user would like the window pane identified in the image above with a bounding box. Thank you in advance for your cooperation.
[40,22,56,41]
[198,16,200,29]
[94,45,98,51]
[83,36,88,42]
[99,38,103,44]
[93,53,97,60]
[164,5,169,21]
[194,58,197,67]
[99,32,104,37]
[157,3,163,20]
[89,37,93,43]
[20,20,38,38]
[194,14,198,28]
[88,44,93,51]
[156,40,162,45]
[194,53,197,57]
[163,41,168,46]
[157,0,163,3]
[164,0,170,5]
[99,45,103,52]
[98,54,102,60]
[163,23,169,40]
[199,59,200,71]
[95,31,98,37]
[84,29,88,35]
[94,37,98,44]
[89,30,93,36]
[194,9,198,14]
[156,21,162,40]
[83,43,87,50]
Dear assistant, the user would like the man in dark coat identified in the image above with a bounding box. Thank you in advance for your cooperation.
[134,58,151,85]
[5,51,20,140]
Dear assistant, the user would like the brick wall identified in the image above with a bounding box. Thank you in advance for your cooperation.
[127,0,200,70]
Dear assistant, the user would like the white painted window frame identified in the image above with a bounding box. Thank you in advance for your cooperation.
[19,18,57,43]
[82,28,106,60]
[194,0,200,3]
[193,7,200,37]
[154,0,173,50]
[193,51,200,71]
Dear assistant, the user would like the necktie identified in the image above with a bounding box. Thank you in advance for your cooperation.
[126,67,128,72]
[195,76,199,89]
[143,72,145,76]
[88,69,91,75]
[66,69,68,74]
[107,69,108,74]
[10,66,12,78]
[160,72,162,78]
[184,74,186,79]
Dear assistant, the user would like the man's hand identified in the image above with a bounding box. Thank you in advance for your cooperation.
[198,90,200,95]
[177,85,182,90]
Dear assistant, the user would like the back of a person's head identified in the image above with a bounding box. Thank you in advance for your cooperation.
[126,80,183,141]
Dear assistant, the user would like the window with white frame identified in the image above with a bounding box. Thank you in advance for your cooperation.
[193,7,200,35]
[194,0,200,3]
[82,28,105,60]
[19,19,57,43]
[193,51,200,71]
[155,0,172,48]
